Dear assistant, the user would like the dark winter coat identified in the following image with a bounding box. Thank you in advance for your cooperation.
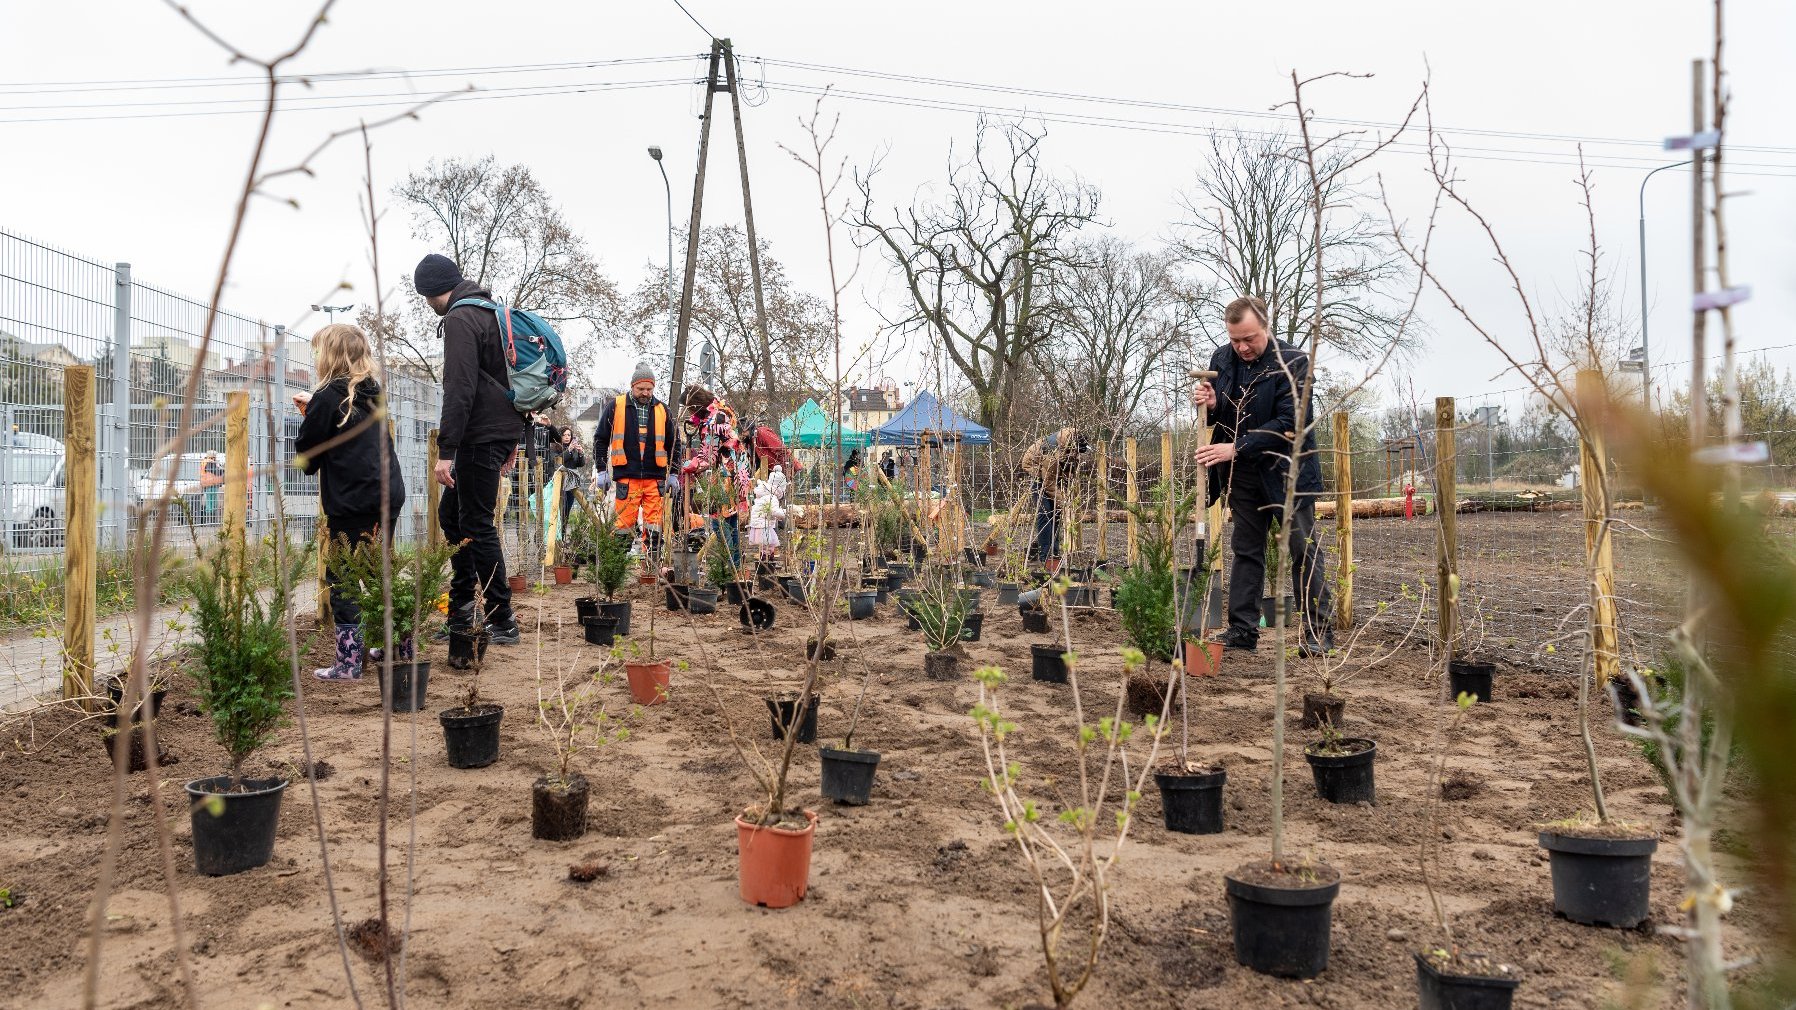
[294,377,406,520]
[436,279,525,460]
[1204,337,1323,508]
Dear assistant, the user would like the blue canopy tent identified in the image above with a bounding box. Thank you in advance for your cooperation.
[870,390,990,446]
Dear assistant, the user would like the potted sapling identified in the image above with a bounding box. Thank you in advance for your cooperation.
[439,594,502,770]
[333,537,456,712]
[1446,594,1497,703]
[687,534,730,615]
[1155,552,1228,834]
[578,520,635,646]
[533,652,637,841]
[1114,483,1201,716]
[912,566,970,680]
[1417,691,1520,1007]
[819,658,880,805]
[1304,576,1430,729]
[1259,516,1299,631]
[180,536,303,876]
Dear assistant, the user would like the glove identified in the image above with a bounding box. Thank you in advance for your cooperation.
[594,471,612,491]
[665,474,681,493]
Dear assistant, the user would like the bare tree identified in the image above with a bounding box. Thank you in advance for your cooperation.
[1173,130,1413,361]
[623,225,833,415]
[854,117,1099,434]
[391,156,622,393]
[1031,236,1197,441]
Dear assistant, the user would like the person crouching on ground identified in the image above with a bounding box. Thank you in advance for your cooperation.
[747,478,786,564]
[293,323,406,681]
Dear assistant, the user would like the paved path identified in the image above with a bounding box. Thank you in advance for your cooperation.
[1,584,318,714]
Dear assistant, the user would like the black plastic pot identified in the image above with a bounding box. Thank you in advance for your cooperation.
[924,650,961,681]
[1155,766,1226,835]
[755,560,779,591]
[375,661,431,713]
[886,562,913,587]
[739,597,776,631]
[1021,604,1049,634]
[778,574,808,604]
[597,599,632,636]
[1414,952,1520,1010]
[819,747,880,805]
[439,704,503,769]
[1064,583,1099,608]
[446,627,488,670]
[847,591,879,621]
[968,569,996,589]
[532,774,590,841]
[996,582,1020,606]
[582,615,618,646]
[1031,643,1068,683]
[959,611,985,642]
[1449,659,1496,704]
[186,775,288,876]
[767,693,819,743]
[1538,829,1658,927]
[103,725,169,773]
[574,596,600,622]
[664,583,689,611]
[1224,864,1340,979]
[724,580,754,606]
[859,575,889,604]
[686,586,721,615]
[903,604,923,631]
[957,588,984,612]
[1259,595,1299,629]
[1305,738,1377,804]
[1301,692,1346,730]
[103,677,167,725]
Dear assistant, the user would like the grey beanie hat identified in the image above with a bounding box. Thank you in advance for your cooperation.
[631,361,655,385]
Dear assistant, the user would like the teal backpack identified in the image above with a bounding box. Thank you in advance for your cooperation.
[449,297,569,414]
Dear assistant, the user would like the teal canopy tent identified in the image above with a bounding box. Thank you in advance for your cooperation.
[778,398,871,449]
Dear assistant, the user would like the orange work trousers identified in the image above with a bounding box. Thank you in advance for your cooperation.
[614,478,664,534]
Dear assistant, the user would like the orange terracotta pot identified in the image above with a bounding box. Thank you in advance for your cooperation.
[507,574,527,593]
[553,565,574,585]
[1184,639,1225,677]
[735,809,818,908]
[624,659,671,706]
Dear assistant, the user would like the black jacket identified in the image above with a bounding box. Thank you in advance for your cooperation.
[294,377,406,520]
[593,393,680,480]
[1204,337,1323,507]
[437,280,525,459]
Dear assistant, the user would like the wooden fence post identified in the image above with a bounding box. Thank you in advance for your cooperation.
[1435,397,1458,656]
[222,391,249,550]
[1125,438,1139,565]
[62,365,96,704]
[1093,443,1108,562]
[1577,370,1620,686]
[1160,430,1175,527]
[1334,411,1354,630]
[426,428,441,545]
[545,470,562,568]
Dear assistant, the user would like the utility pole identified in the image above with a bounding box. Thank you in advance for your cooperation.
[671,38,773,411]
[1689,59,1707,450]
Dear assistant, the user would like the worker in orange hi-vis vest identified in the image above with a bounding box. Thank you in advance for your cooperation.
[592,361,682,556]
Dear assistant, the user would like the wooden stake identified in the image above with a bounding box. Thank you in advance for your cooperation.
[1334,411,1354,630]
[62,365,95,704]
[1435,397,1458,657]
[316,515,331,623]
[1577,371,1620,686]
[545,470,562,568]
[222,391,249,551]
[1094,443,1108,562]
[426,428,441,545]
[1160,429,1174,526]
[1125,437,1139,565]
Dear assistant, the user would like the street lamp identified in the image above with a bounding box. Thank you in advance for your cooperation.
[312,303,355,323]
[1637,160,1690,415]
[648,146,674,386]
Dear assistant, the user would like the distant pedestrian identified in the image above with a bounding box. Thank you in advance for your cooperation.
[292,323,406,681]
[593,362,681,557]
[200,452,224,520]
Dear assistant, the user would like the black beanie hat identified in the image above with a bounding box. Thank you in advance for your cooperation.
[413,253,463,297]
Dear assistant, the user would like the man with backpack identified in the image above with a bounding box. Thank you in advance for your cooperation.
[416,253,525,645]
[593,361,681,557]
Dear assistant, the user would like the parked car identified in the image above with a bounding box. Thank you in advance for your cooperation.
[132,452,216,522]
[2,448,64,550]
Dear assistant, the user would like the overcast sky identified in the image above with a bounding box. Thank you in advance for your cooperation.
[3,0,1792,424]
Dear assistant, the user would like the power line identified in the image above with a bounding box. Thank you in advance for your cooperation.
[669,0,716,40]
[0,73,693,115]
[0,54,696,95]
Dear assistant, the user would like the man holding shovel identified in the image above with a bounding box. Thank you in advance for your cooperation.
[1192,295,1333,655]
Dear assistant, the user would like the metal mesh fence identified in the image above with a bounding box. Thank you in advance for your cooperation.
[1,227,441,707]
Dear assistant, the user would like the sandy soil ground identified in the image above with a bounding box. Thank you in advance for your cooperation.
[0,566,1762,1009]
